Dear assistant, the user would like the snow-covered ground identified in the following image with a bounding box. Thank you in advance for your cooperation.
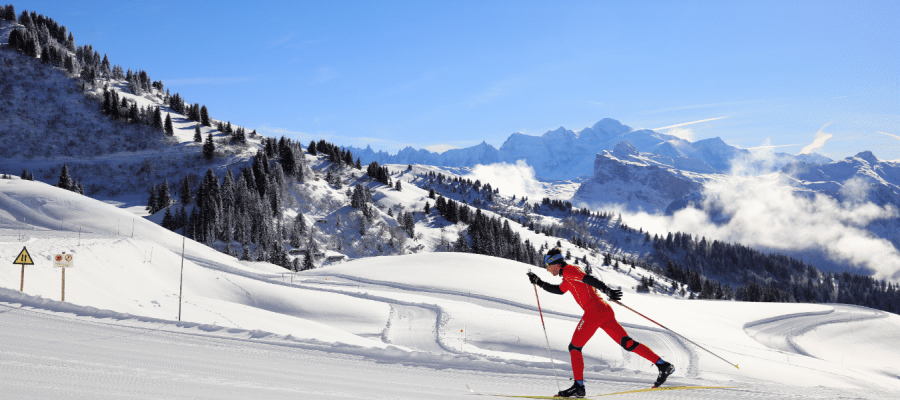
[1,178,899,399]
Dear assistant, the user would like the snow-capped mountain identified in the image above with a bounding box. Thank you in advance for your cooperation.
[349,118,831,181]
[570,141,718,212]
[573,142,900,276]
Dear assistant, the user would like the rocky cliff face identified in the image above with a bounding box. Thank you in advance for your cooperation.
[570,142,713,212]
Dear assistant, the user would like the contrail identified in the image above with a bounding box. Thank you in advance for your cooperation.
[654,116,729,131]
[746,143,805,150]
[878,131,900,140]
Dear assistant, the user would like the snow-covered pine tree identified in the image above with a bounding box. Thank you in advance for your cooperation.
[194,124,202,142]
[289,211,307,248]
[301,250,315,271]
[219,170,236,243]
[403,212,415,238]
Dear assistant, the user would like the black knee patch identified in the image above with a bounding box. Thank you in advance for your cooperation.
[568,342,583,353]
[620,336,640,352]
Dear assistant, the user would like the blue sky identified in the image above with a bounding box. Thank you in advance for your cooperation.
[13,0,900,160]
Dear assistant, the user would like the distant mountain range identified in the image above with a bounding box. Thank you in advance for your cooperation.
[572,144,900,275]
[348,118,831,180]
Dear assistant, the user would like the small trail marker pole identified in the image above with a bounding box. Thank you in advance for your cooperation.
[178,236,186,322]
[54,252,74,301]
[13,247,34,292]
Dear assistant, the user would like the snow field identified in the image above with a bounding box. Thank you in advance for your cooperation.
[1,171,900,398]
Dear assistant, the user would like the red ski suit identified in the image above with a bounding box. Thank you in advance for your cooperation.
[555,265,660,381]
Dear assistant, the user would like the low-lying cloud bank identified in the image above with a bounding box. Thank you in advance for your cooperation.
[624,174,900,281]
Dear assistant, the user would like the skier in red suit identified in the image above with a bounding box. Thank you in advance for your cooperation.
[527,248,675,398]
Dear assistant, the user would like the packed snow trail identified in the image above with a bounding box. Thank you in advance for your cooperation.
[383,304,444,353]
[0,301,893,400]
[744,304,886,357]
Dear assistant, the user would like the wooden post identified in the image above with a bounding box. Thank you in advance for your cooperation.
[178,236,185,321]
[61,267,66,302]
[20,265,24,292]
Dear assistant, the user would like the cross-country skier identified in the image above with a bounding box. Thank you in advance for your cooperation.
[527,248,675,398]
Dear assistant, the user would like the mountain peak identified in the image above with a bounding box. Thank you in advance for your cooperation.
[854,151,879,164]
[613,141,638,156]
[592,118,632,135]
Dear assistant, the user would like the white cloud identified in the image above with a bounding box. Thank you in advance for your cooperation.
[666,127,696,141]
[653,116,729,131]
[799,122,834,154]
[463,161,546,200]
[878,131,900,141]
[621,174,900,280]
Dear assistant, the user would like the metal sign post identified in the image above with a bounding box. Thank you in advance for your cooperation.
[13,247,34,292]
[54,252,74,301]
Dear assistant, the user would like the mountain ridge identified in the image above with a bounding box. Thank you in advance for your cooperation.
[348,118,832,181]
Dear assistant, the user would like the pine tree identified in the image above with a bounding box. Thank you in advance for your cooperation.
[179,176,193,205]
[157,180,172,209]
[146,184,158,214]
[164,113,174,136]
[302,250,315,271]
[203,133,215,160]
[161,207,175,231]
[289,212,307,248]
[200,105,210,126]
[307,141,318,156]
[194,124,202,142]
[56,164,73,190]
[152,107,163,131]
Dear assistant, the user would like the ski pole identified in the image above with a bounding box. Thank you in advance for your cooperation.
[529,269,561,392]
[612,300,739,369]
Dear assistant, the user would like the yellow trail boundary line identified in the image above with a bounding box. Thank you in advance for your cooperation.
[596,386,735,396]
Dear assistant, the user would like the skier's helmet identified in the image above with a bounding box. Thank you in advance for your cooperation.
[543,247,565,268]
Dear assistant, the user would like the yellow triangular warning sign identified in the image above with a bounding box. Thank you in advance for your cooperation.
[13,247,34,265]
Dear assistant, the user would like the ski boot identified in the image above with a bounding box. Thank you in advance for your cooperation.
[556,381,586,398]
[653,361,675,388]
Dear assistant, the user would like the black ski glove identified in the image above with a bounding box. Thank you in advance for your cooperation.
[606,288,623,302]
[526,272,543,285]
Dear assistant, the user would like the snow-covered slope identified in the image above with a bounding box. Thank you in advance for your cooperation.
[0,177,898,399]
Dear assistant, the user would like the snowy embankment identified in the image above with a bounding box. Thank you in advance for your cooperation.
[1,178,898,399]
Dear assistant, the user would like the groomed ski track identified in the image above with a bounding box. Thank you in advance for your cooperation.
[0,299,892,400]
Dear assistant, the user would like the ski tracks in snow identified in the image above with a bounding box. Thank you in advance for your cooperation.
[743,304,886,358]
[305,272,699,376]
